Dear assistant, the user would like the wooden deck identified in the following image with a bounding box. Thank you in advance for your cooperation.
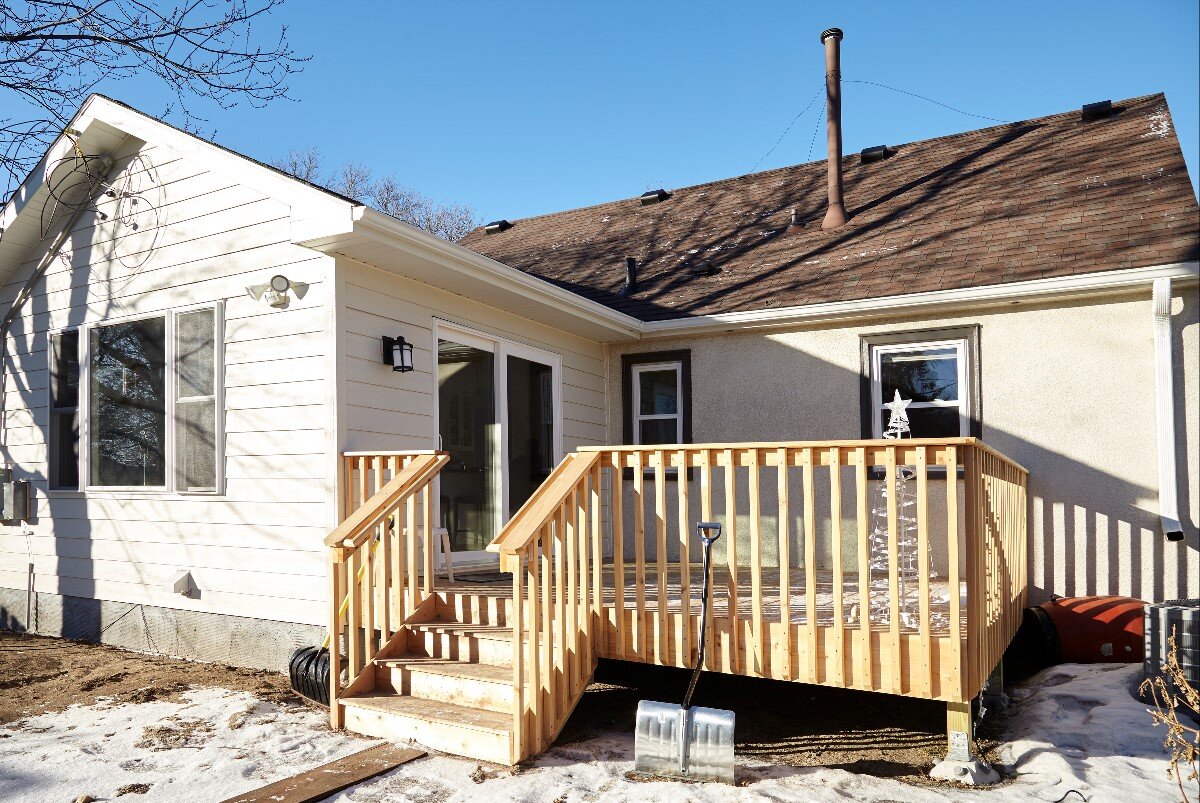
[328,440,1028,765]
[438,567,963,630]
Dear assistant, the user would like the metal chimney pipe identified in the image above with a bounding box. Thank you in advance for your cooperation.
[820,28,848,230]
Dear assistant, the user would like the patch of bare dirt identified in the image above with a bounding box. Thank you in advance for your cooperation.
[0,632,299,724]
[562,660,1003,788]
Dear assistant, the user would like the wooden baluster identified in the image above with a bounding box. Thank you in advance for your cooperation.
[946,445,963,702]
[590,461,602,662]
[748,448,764,677]
[612,454,626,660]
[677,448,691,669]
[855,447,872,690]
[540,525,553,746]
[348,547,361,682]
[776,447,792,681]
[633,451,646,660]
[380,457,395,642]
[512,551,525,753]
[528,540,543,755]
[654,449,668,666]
[555,506,567,719]
[565,488,578,699]
[802,447,817,684]
[829,446,845,686]
[406,488,419,617]
[700,449,715,670]
[578,475,591,682]
[328,553,344,729]
[357,456,368,517]
[916,446,931,698]
[422,482,434,595]
[723,448,740,676]
[885,445,901,694]
[364,540,376,660]
[963,445,980,697]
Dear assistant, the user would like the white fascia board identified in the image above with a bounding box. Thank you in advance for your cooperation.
[0,95,357,243]
[343,207,645,340]
[72,97,357,238]
[643,261,1200,337]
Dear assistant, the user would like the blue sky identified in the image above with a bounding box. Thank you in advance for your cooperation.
[53,1,1200,221]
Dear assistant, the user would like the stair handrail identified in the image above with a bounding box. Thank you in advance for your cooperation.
[487,451,600,570]
[325,451,450,551]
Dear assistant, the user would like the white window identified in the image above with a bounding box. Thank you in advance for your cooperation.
[869,338,970,439]
[631,361,684,446]
[52,304,224,493]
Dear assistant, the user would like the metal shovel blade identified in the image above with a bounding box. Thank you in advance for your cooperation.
[634,699,735,784]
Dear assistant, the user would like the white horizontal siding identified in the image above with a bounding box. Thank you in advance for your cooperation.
[337,257,608,454]
[0,137,339,627]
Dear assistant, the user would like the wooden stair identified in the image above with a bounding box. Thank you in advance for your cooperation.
[337,592,521,765]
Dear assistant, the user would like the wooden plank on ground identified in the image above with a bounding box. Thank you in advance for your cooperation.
[221,744,425,803]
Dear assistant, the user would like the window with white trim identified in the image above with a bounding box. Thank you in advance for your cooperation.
[48,330,80,490]
[869,338,970,438]
[631,361,684,446]
[51,305,224,493]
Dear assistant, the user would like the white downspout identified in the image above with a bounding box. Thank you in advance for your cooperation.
[1152,277,1184,541]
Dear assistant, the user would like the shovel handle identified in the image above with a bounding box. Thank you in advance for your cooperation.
[682,522,721,710]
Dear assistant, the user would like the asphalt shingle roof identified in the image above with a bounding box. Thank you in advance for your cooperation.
[460,93,1199,322]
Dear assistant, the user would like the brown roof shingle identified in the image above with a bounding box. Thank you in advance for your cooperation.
[460,93,1199,322]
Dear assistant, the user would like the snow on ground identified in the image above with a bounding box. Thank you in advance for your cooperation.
[0,688,371,803]
[0,664,1180,802]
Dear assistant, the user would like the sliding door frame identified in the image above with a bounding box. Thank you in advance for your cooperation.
[431,319,564,566]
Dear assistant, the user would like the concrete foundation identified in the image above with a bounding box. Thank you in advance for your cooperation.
[929,757,1001,785]
[0,588,323,672]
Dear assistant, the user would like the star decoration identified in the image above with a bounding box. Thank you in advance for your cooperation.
[884,389,912,431]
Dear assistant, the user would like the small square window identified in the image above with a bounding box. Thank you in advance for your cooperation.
[866,335,976,440]
[621,351,691,478]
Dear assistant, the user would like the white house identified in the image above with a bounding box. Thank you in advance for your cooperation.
[0,88,1195,765]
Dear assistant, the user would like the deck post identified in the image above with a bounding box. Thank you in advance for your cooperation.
[931,699,999,785]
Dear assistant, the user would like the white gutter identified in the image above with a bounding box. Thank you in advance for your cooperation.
[1152,277,1184,541]
[643,262,1200,336]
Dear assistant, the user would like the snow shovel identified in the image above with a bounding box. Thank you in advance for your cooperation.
[634,521,735,784]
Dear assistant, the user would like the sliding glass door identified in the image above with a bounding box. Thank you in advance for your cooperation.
[437,338,498,554]
[435,324,562,568]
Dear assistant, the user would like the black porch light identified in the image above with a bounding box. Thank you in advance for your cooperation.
[382,335,414,372]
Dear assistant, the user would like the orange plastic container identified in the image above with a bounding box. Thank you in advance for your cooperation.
[1039,595,1146,663]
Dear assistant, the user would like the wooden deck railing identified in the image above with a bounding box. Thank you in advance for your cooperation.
[490,451,604,761]
[326,450,449,727]
[579,439,1028,703]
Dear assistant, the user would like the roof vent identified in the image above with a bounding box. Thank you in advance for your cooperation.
[687,259,721,277]
[483,219,513,234]
[620,257,638,295]
[1081,100,1113,122]
[860,145,896,164]
[640,189,671,205]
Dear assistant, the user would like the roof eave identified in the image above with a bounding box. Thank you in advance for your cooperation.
[294,206,647,342]
[640,261,1200,337]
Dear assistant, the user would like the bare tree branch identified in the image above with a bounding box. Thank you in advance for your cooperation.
[273,147,480,242]
[0,0,306,196]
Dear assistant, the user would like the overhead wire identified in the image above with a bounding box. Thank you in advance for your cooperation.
[749,78,1011,173]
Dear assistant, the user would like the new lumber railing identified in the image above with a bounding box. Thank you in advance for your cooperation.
[326,450,449,727]
[490,451,604,761]
[490,438,1027,758]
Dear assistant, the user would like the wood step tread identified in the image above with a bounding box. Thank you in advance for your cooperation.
[410,621,513,639]
[375,656,513,684]
[341,693,512,734]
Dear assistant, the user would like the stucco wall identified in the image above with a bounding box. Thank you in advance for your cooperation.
[607,288,1200,604]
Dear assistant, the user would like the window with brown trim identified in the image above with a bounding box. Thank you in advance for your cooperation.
[621,350,692,448]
